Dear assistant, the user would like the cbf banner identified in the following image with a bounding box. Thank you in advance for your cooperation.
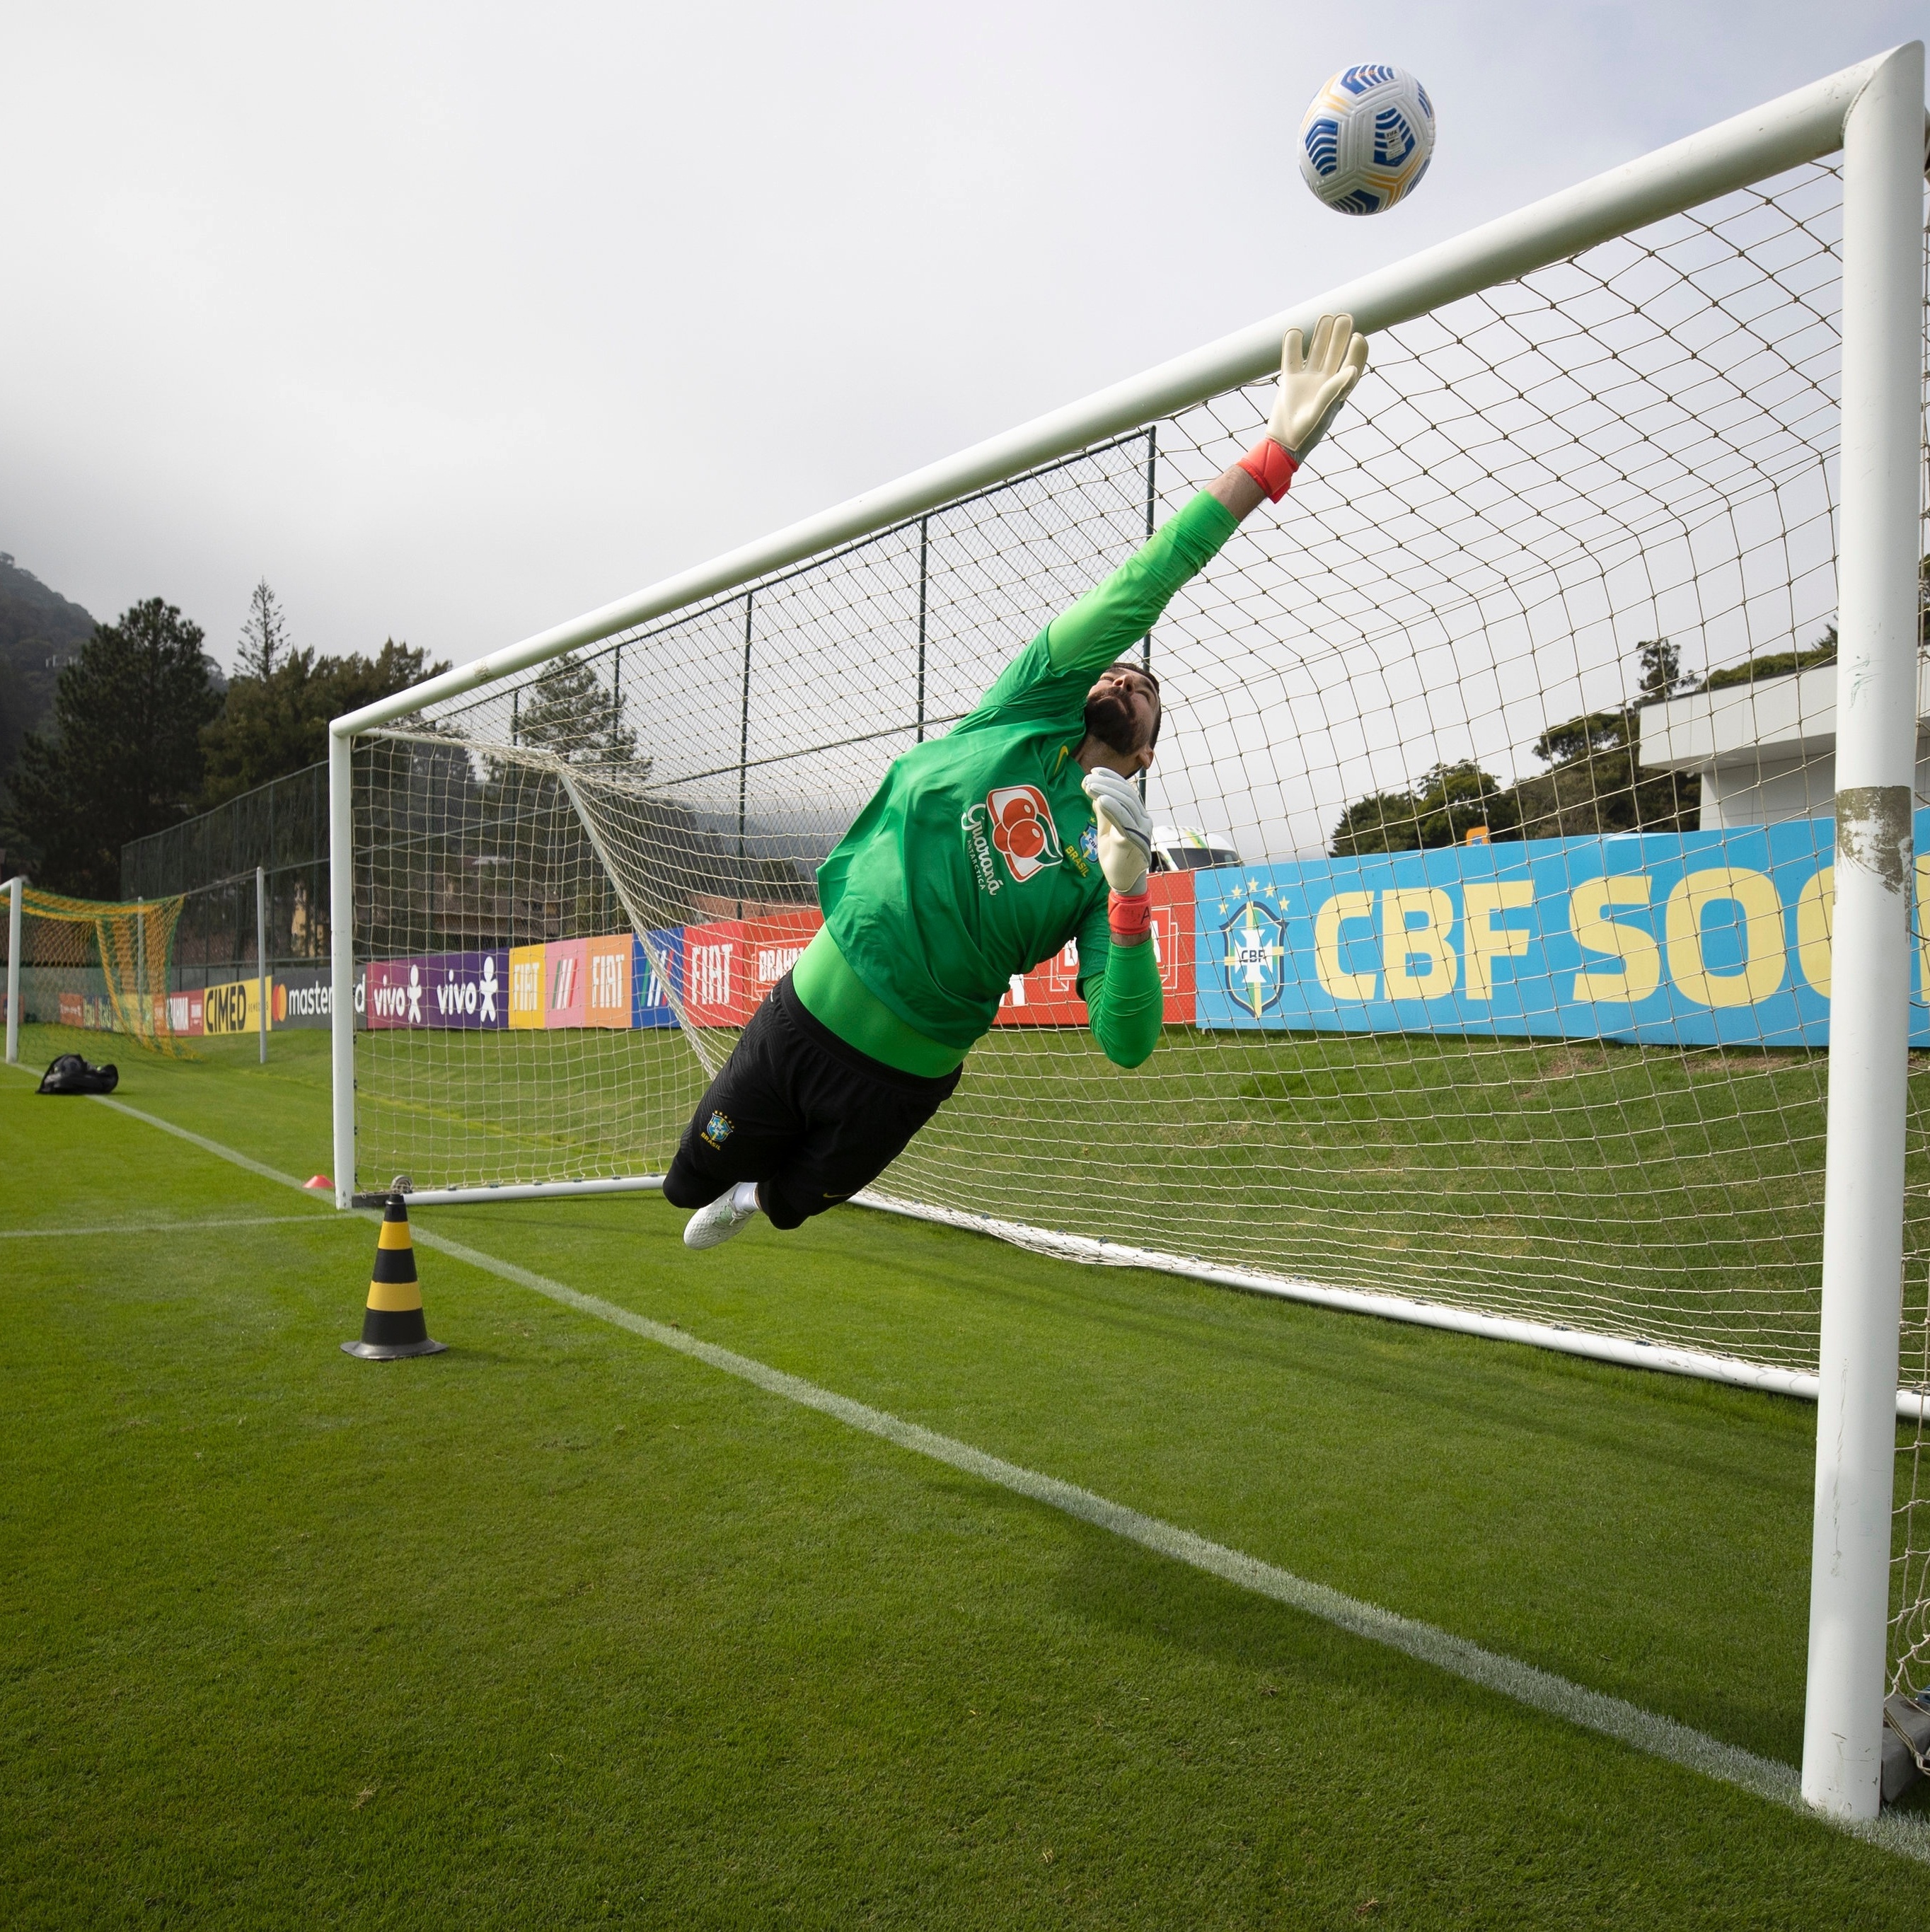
[1192,814,1915,1047]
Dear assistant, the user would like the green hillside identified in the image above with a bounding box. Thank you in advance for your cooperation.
[0,550,96,800]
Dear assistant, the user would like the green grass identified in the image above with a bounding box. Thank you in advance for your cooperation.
[4,1022,1929,1925]
[360,1017,1930,1372]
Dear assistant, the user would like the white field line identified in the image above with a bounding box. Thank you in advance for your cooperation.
[0,1213,329,1239]
[43,1079,1930,1866]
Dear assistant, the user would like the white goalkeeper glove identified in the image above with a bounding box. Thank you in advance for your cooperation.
[1236,313,1370,502]
[1269,311,1368,461]
[1082,767,1152,897]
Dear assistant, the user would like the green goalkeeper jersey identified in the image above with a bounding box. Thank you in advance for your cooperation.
[809,489,1237,1060]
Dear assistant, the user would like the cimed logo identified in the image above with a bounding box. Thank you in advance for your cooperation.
[1220,895,1288,1017]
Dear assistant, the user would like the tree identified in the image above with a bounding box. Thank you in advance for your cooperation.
[1330,760,1509,856]
[0,599,222,895]
[511,652,640,767]
[199,638,451,805]
[236,579,289,680]
[1701,626,1836,695]
[1499,638,1699,840]
[1327,637,1704,855]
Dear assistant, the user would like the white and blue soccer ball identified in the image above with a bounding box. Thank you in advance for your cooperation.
[1298,64,1435,216]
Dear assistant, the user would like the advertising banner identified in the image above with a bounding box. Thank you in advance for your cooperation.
[366,959,424,1029]
[584,935,632,1028]
[202,976,262,1036]
[272,968,336,1029]
[633,929,683,1028]
[508,944,545,1030]
[682,920,746,1027]
[745,910,822,1005]
[425,952,507,1029]
[995,873,1197,1026]
[1189,816,1896,1046]
[166,990,205,1036]
[365,953,508,1030]
[543,938,587,1029]
[680,910,824,1026]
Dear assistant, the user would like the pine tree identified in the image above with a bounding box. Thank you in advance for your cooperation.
[512,652,642,768]
[199,639,451,806]
[1,599,221,895]
[236,579,289,680]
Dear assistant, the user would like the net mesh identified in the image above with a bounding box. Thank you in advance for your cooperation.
[347,160,1930,1686]
[3,886,184,1050]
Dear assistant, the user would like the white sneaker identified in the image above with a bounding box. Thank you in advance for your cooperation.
[683,1181,761,1250]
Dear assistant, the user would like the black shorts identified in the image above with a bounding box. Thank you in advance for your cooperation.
[662,974,961,1231]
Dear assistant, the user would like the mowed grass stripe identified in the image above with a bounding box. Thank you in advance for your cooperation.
[0,1213,330,1239]
[60,1076,1930,1864]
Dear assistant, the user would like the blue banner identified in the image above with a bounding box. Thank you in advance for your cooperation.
[1191,814,1911,1046]
[632,928,684,1028]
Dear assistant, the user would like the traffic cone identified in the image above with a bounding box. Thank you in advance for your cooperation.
[341,1195,447,1360]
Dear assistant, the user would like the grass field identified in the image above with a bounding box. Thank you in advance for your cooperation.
[357,1018,1930,1372]
[6,1021,1930,1925]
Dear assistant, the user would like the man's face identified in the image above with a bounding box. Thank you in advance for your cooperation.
[1083,664,1160,762]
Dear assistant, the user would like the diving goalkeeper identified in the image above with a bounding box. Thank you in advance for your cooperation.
[669,315,1370,1249]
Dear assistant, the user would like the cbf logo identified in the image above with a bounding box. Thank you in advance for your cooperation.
[1218,889,1289,1017]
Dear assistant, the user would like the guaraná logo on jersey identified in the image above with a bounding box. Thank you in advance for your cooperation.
[963,784,1064,890]
[1220,893,1288,1017]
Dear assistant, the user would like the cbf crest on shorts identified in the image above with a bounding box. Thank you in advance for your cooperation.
[701,1109,734,1147]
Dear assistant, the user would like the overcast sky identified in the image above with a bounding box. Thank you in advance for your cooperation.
[1,1,1920,675]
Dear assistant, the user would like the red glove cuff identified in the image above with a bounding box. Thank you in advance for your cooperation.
[1237,438,1300,504]
[1109,889,1153,944]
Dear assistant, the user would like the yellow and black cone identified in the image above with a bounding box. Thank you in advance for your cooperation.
[342,1195,447,1360]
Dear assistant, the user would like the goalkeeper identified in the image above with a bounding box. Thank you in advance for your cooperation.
[670,316,1370,1249]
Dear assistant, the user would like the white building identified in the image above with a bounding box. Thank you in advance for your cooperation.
[1638,659,1930,828]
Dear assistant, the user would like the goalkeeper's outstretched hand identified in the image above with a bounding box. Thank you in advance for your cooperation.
[1083,767,1152,897]
[1269,313,1369,462]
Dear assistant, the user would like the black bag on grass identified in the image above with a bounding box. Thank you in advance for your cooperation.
[37,1053,118,1095]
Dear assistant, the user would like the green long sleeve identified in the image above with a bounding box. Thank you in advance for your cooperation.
[1082,938,1163,1069]
[1044,491,1237,676]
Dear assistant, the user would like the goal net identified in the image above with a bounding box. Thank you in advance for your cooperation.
[337,74,1930,1722]
[3,885,185,1053]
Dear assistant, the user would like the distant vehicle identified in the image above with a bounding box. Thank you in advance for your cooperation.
[1150,825,1241,874]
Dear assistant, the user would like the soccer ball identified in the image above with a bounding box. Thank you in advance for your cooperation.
[1298,64,1435,216]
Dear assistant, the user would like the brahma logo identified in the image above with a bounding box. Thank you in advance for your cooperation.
[964,784,1063,889]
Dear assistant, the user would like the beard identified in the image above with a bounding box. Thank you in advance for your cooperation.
[1083,686,1150,756]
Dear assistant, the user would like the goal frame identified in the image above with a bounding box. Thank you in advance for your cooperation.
[328,45,1928,1823]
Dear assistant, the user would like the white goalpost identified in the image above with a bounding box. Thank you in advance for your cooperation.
[328,47,1928,1822]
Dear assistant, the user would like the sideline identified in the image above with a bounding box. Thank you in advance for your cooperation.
[51,1079,1930,1865]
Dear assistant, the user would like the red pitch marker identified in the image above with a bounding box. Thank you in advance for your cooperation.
[304,1175,333,1193]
